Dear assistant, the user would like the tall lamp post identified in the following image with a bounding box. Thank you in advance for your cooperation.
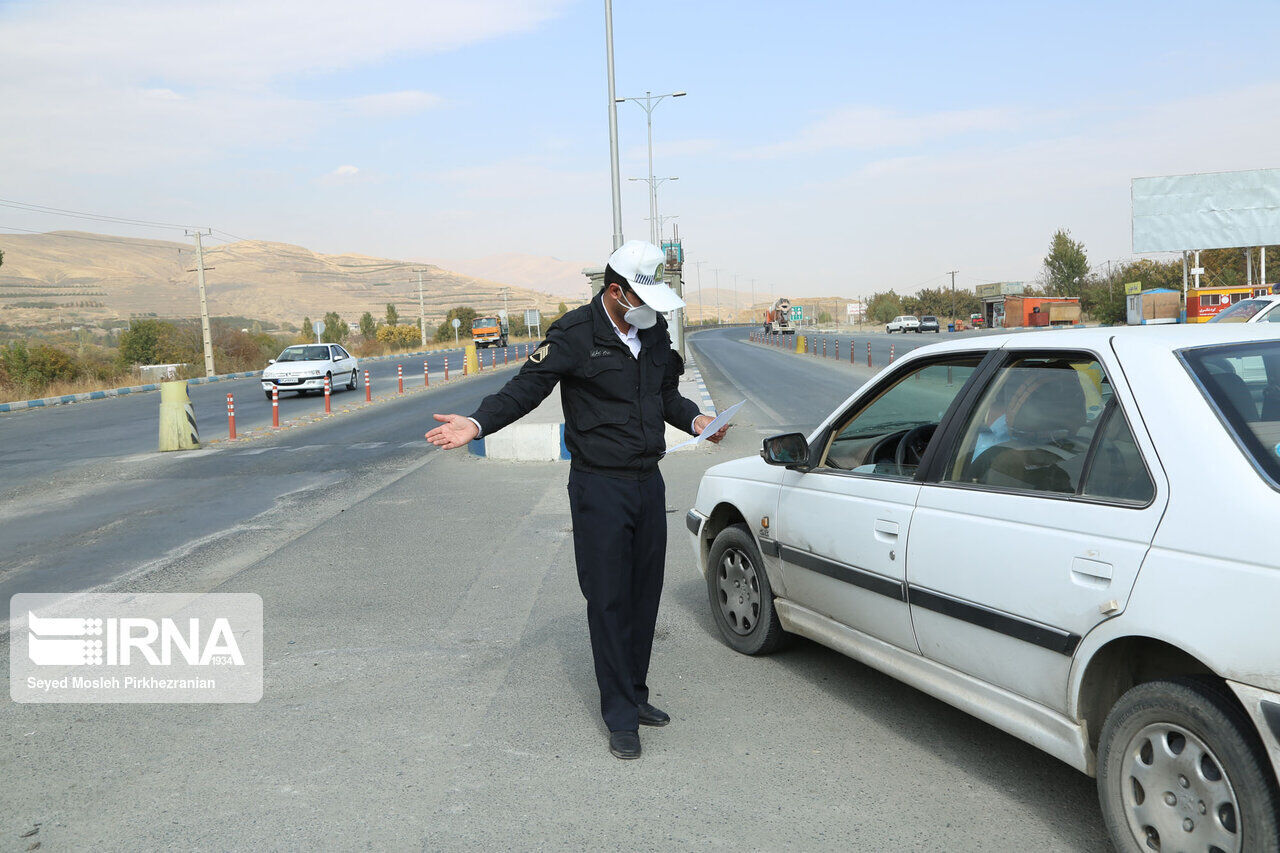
[604,1,623,250]
[628,176,678,245]
[646,213,679,244]
[616,90,686,245]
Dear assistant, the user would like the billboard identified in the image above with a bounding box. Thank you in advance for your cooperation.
[1132,168,1280,253]
[975,281,1025,299]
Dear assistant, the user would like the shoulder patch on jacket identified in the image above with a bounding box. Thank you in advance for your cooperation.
[529,343,550,363]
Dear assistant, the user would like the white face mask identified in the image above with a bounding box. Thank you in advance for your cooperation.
[617,289,658,329]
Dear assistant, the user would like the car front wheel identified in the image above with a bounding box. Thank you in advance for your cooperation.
[706,523,785,655]
[1097,678,1280,853]
[346,369,357,390]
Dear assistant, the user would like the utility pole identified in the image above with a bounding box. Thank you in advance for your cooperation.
[604,0,623,250]
[415,269,428,346]
[185,229,216,377]
[750,278,757,313]
[712,267,722,325]
[691,260,706,326]
[947,269,958,325]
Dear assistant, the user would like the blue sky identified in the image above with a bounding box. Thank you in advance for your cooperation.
[2,0,1279,297]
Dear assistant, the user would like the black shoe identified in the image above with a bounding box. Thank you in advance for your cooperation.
[609,730,641,759]
[638,702,670,727]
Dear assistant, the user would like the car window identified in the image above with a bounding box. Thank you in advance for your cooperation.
[1267,305,1280,323]
[943,355,1113,495]
[820,356,983,479]
[334,346,350,359]
[1210,299,1268,323]
[1079,406,1155,504]
[1181,340,1280,487]
[278,346,329,362]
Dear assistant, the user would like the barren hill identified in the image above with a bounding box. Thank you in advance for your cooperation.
[0,231,577,330]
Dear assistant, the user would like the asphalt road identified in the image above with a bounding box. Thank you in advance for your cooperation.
[0,325,1110,850]
[0,340,530,493]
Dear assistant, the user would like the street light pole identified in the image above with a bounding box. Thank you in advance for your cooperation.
[617,90,686,245]
[712,267,722,325]
[691,260,706,326]
[604,1,623,250]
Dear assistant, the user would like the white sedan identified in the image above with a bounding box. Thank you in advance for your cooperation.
[886,315,921,333]
[1211,294,1280,325]
[687,324,1280,852]
[261,344,359,399]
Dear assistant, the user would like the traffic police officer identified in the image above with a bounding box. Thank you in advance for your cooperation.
[425,241,727,759]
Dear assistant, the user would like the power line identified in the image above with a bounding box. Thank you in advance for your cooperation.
[0,224,187,251]
[0,198,203,231]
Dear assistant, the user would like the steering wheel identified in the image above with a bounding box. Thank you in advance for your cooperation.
[894,424,936,471]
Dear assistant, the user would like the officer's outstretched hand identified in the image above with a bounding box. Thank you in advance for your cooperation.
[694,414,731,444]
[425,414,479,450]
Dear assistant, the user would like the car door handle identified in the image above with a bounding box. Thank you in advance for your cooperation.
[1071,557,1113,587]
[873,519,899,541]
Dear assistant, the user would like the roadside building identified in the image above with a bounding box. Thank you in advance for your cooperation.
[974,282,1081,328]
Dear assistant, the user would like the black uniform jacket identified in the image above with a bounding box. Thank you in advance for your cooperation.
[468,291,702,479]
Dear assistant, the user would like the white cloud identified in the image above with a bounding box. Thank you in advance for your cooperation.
[332,165,360,177]
[342,91,443,117]
[737,105,1027,159]
[0,0,567,173]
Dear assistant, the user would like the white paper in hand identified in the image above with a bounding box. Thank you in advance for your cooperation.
[666,400,745,453]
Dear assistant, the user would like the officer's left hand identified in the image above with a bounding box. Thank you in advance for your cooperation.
[694,414,730,444]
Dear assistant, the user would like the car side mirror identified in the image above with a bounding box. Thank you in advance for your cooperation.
[761,432,811,470]
[268,359,275,365]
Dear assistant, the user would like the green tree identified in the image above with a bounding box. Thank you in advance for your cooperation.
[433,306,479,343]
[359,311,377,340]
[1043,229,1090,297]
[301,316,313,341]
[322,311,349,344]
[865,290,904,324]
[118,319,165,364]
[377,324,421,349]
[385,303,400,326]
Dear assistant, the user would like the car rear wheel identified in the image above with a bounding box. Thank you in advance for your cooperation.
[1098,678,1280,853]
[706,523,785,655]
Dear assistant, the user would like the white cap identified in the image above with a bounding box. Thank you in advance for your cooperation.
[606,240,685,312]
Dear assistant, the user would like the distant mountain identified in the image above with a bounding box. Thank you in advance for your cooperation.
[0,232,576,330]
[433,252,593,301]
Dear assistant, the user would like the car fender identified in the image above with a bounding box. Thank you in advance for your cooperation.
[1069,549,1280,722]
[692,456,787,597]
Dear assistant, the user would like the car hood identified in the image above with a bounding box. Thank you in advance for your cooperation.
[701,453,779,483]
[263,360,333,377]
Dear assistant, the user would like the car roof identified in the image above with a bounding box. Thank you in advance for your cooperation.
[898,323,1280,358]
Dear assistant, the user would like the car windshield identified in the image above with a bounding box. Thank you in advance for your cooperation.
[473,318,497,327]
[1181,340,1280,486]
[1209,299,1270,323]
[922,316,937,322]
[277,346,330,362]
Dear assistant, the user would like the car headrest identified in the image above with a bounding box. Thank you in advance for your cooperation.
[1005,368,1087,436]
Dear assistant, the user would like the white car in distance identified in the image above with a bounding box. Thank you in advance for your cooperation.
[1210,294,1280,324]
[687,324,1280,852]
[261,344,359,400]
[886,315,921,333]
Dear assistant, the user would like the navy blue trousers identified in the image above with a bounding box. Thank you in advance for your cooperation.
[566,467,666,733]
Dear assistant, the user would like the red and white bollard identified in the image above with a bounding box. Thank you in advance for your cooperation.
[364,370,371,402]
[397,364,403,394]
[822,338,827,357]
[504,347,508,366]
[850,340,855,364]
[424,361,429,388]
[271,385,280,428]
[866,341,872,367]
[324,374,331,414]
[464,354,469,376]
[890,343,895,363]
[444,356,450,381]
[226,393,236,440]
